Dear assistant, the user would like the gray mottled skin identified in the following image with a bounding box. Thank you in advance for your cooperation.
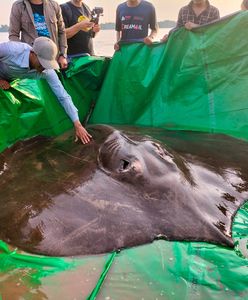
[0,125,247,256]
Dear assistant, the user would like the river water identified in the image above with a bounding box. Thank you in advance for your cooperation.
[0,28,170,57]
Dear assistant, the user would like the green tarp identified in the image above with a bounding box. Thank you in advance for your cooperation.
[91,11,248,141]
[0,56,110,153]
[0,11,248,300]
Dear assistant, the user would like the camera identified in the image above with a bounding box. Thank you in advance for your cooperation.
[91,7,104,24]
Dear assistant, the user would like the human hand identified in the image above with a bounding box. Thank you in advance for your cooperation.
[184,22,198,30]
[92,24,101,33]
[74,120,92,144]
[58,56,68,69]
[0,79,10,90]
[78,21,94,32]
[160,34,168,43]
[114,42,120,51]
[143,36,154,45]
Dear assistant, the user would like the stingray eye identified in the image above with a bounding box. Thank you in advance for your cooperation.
[119,159,131,172]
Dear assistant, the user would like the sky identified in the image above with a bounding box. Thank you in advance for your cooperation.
[1,0,241,25]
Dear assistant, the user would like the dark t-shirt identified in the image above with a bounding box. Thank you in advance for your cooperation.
[30,3,50,38]
[61,1,94,55]
[115,0,157,41]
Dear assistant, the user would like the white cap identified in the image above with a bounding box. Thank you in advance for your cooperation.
[33,37,59,70]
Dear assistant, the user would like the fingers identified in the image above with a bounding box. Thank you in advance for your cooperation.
[184,22,191,30]
[60,61,68,69]
[80,21,94,31]
[114,43,120,51]
[160,34,168,43]
[80,21,94,26]
[184,23,192,30]
[143,37,153,45]
[82,132,92,144]
[93,24,101,33]
[74,123,92,145]
[75,133,90,144]
[78,132,92,145]
[184,22,198,30]
[58,57,68,70]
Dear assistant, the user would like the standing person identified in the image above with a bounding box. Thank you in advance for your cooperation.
[114,0,158,51]
[0,37,92,144]
[241,0,248,10]
[161,0,220,42]
[9,0,68,69]
[176,0,220,30]
[60,0,101,56]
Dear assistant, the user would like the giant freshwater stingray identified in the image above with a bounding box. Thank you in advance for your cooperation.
[0,125,247,256]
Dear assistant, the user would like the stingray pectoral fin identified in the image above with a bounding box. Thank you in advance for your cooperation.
[156,216,235,248]
[212,224,235,248]
[160,232,234,248]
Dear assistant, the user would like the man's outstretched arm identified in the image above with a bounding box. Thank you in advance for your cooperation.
[43,69,92,144]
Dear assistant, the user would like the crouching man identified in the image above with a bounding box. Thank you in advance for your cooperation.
[0,37,92,144]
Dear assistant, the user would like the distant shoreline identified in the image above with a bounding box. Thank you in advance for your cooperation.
[0,20,176,32]
[0,25,9,32]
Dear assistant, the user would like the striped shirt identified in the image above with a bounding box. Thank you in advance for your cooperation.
[177,1,220,28]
